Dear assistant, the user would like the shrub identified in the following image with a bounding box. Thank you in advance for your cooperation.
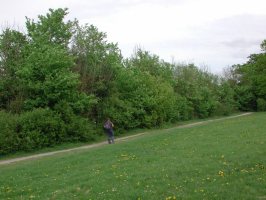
[65,115,96,142]
[54,101,96,142]
[257,98,266,111]
[214,102,234,116]
[176,96,193,120]
[0,111,19,155]
[17,108,65,151]
[0,106,97,154]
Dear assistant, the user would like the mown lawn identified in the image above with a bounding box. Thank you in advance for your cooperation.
[0,112,265,199]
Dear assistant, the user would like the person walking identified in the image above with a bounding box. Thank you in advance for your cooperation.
[103,118,115,144]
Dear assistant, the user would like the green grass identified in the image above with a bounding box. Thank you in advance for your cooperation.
[0,112,265,199]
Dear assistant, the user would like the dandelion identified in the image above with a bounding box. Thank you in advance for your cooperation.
[241,169,248,173]
[112,165,117,168]
[218,170,224,177]
[5,186,12,193]
[165,196,176,200]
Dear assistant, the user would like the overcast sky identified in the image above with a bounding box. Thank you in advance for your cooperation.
[1,0,266,74]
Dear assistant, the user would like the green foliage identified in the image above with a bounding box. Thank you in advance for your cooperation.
[228,40,266,111]
[71,24,121,97]
[70,93,98,115]
[3,7,262,154]
[193,86,217,118]
[0,29,27,112]
[257,98,266,111]
[71,23,122,123]
[0,9,98,154]
[0,107,96,155]
[25,8,74,47]
[65,115,96,142]
[0,108,65,154]
[235,85,256,111]
[260,39,266,51]
[104,58,178,130]
[0,28,26,74]
[54,101,96,142]
[17,108,65,151]
[128,48,174,83]
[246,53,266,98]
[173,64,219,118]
[0,111,18,154]
[215,81,237,115]
[18,8,79,111]
[175,95,193,120]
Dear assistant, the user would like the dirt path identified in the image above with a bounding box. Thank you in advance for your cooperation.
[0,112,252,166]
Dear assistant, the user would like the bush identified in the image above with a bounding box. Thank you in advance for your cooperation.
[17,108,65,151]
[65,115,96,142]
[176,96,193,120]
[0,111,19,155]
[257,98,266,111]
[54,101,96,142]
[214,102,234,116]
[0,106,97,154]
[235,85,256,111]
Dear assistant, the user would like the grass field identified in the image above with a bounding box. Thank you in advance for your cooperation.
[0,112,265,199]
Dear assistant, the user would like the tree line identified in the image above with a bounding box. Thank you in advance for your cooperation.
[0,8,265,154]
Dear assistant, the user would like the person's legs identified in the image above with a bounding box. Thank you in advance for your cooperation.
[110,135,114,144]
[108,129,115,144]
[105,129,111,144]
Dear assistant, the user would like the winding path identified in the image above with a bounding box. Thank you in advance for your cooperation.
[0,112,252,166]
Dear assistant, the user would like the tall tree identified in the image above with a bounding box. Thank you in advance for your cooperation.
[229,40,266,111]
[128,48,174,84]
[173,64,218,118]
[17,8,94,112]
[71,24,122,121]
[0,29,27,112]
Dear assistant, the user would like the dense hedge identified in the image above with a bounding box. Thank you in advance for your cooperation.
[0,111,18,154]
[0,109,95,155]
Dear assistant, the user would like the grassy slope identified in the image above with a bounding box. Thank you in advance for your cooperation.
[0,112,265,199]
[0,112,243,161]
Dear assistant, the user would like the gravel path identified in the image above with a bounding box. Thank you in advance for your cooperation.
[0,112,252,166]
